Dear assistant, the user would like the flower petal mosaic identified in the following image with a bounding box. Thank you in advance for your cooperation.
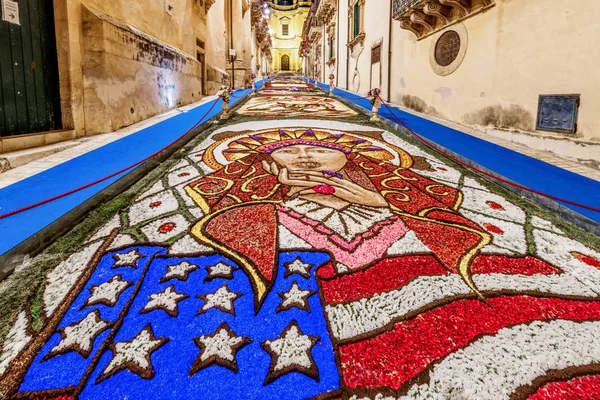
[1,78,600,400]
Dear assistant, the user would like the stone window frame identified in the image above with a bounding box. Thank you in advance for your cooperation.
[347,0,366,45]
[279,16,291,37]
[429,23,468,76]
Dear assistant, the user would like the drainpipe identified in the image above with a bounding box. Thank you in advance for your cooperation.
[345,6,350,90]
[387,0,392,102]
[336,0,340,87]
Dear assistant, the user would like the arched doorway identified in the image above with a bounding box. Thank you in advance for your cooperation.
[281,55,290,71]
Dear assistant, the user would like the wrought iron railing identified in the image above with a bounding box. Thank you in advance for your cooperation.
[392,0,422,19]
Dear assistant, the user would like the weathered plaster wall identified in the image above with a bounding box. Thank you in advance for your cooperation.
[354,0,391,95]
[81,6,203,134]
[205,0,231,93]
[336,0,349,89]
[389,0,600,142]
[3,0,261,153]
[81,0,196,54]
[53,0,86,136]
[50,0,239,139]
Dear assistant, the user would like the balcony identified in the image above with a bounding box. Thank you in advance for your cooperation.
[393,0,494,39]
[268,0,313,11]
[307,16,322,43]
[315,0,336,26]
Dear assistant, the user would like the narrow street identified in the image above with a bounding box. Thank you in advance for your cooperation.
[1,77,600,399]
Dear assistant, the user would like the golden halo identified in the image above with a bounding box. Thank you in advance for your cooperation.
[203,128,413,170]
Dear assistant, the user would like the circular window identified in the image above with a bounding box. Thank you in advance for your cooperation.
[435,31,461,67]
[429,24,468,76]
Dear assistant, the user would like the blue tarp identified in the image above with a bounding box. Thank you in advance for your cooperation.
[308,79,600,223]
[0,88,253,257]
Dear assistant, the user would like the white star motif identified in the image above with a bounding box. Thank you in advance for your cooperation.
[98,325,168,382]
[205,262,235,281]
[140,285,189,317]
[45,310,111,360]
[112,249,142,268]
[197,285,242,315]
[283,258,312,278]
[160,261,200,282]
[84,275,132,308]
[190,323,251,374]
[277,281,315,313]
[261,321,319,384]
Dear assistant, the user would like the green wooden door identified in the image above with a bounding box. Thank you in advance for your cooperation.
[0,0,61,137]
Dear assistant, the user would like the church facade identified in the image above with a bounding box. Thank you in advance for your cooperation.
[268,1,312,73]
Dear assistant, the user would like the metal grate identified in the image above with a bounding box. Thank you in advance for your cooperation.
[392,0,422,19]
[536,95,580,134]
[435,31,461,67]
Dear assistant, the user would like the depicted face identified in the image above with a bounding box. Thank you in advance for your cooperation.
[270,145,348,172]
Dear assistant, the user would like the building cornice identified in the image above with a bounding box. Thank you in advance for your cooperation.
[393,0,495,40]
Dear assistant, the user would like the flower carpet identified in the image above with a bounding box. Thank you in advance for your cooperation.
[237,95,357,119]
[1,79,600,400]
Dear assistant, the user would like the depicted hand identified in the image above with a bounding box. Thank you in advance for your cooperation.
[261,161,388,208]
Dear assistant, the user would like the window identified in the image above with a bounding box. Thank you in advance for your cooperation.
[329,38,334,59]
[434,31,460,67]
[429,25,468,76]
[371,44,381,64]
[349,0,364,42]
[353,3,360,38]
[282,24,289,36]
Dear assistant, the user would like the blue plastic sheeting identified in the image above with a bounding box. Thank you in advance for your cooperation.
[0,89,252,257]
[308,79,600,223]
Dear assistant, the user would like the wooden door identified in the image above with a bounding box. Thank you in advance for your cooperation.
[281,55,290,71]
[0,0,61,137]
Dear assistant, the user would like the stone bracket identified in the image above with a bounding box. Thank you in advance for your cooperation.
[394,0,495,40]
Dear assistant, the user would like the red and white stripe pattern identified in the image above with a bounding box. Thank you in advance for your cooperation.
[317,249,600,399]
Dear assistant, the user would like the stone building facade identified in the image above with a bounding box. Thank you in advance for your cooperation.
[0,0,270,153]
[301,0,600,167]
[268,0,312,73]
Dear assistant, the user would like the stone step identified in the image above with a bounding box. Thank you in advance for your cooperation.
[0,140,82,173]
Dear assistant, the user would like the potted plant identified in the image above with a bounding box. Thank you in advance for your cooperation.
[219,87,234,120]
[368,88,382,122]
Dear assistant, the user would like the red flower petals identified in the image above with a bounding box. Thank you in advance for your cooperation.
[572,251,600,269]
[159,223,176,234]
[484,223,504,235]
[178,172,190,178]
[338,297,600,390]
[149,201,162,209]
[486,201,505,211]
[313,184,336,195]
[529,374,600,400]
